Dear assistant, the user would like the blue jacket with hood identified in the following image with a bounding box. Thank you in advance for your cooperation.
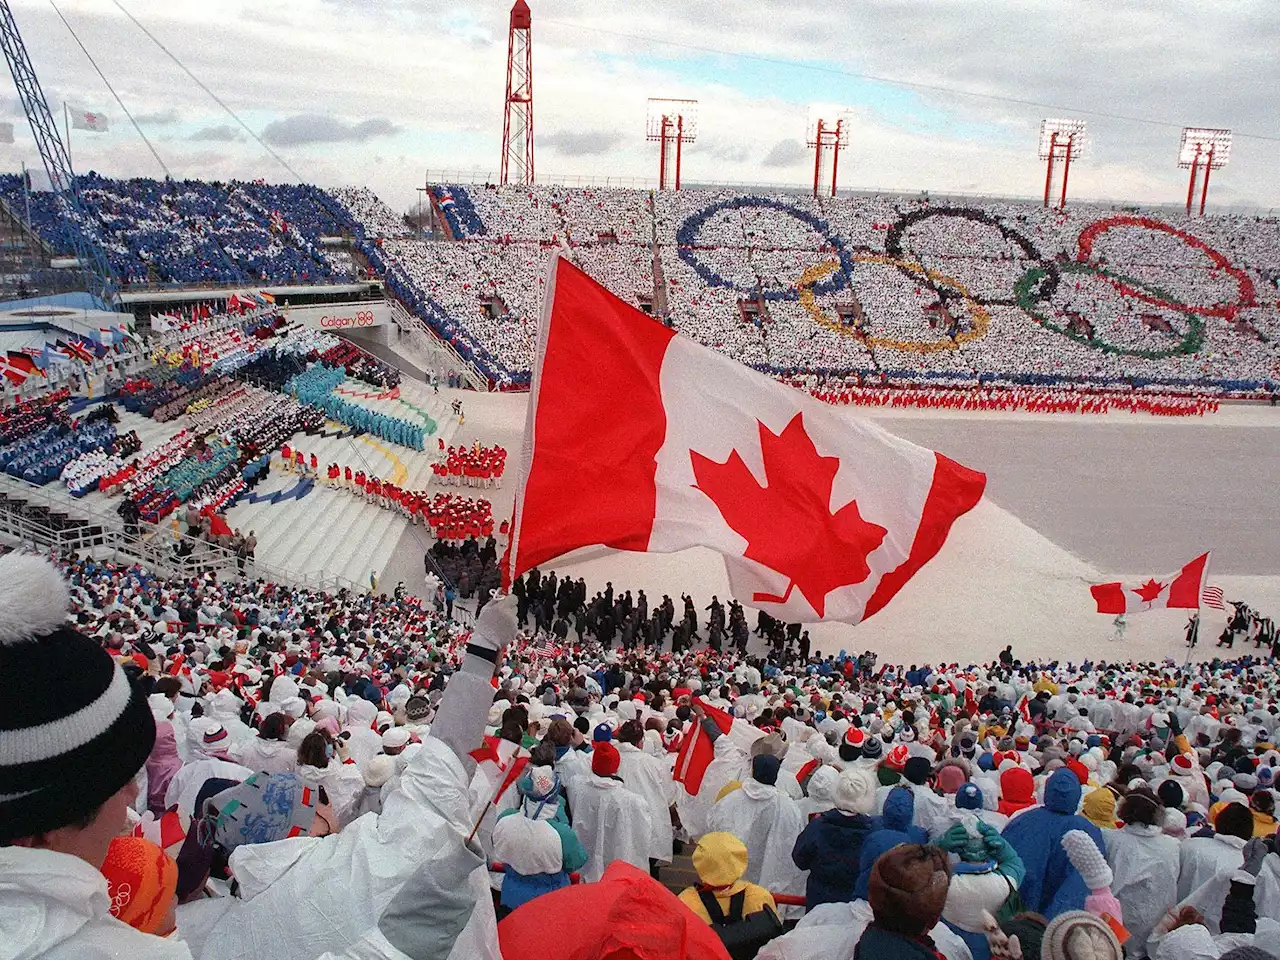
[852,786,924,900]
[1000,767,1105,918]
[792,806,875,908]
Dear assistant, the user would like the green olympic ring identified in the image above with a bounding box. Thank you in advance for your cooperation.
[1014,260,1206,359]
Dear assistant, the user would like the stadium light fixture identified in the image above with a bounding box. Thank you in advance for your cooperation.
[1178,127,1231,217]
[646,98,698,191]
[1038,119,1087,210]
[806,107,852,199]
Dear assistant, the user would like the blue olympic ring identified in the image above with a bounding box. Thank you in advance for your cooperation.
[675,196,857,301]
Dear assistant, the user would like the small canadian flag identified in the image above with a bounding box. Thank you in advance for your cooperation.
[69,105,109,133]
[503,254,987,625]
[1089,552,1211,615]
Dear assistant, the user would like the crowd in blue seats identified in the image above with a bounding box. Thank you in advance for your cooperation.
[0,418,117,485]
[430,185,486,239]
[0,173,360,288]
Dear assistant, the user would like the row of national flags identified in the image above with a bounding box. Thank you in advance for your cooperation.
[151,292,276,333]
[0,325,134,383]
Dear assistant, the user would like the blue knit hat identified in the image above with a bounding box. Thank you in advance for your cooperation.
[752,754,781,786]
[592,723,612,743]
[955,782,984,810]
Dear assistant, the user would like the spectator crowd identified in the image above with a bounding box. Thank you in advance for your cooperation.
[5,545,1280,960]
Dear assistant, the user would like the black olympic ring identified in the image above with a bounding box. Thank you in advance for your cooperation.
[883,207,1060,308]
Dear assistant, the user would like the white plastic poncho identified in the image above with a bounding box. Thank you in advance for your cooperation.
[1177,834,1249,906]
[229,735,296,775]
[707,779,807,901]
[0,846,193,960]
[799,766,839,819]
[296,760,368,828]
[756,897,973,960]
[206,690,254,745]
[615,741,676,863]
[569,775,651,883]
[1150,918,1280,960]
[193,736,501,960]
[1104,823,1182,957]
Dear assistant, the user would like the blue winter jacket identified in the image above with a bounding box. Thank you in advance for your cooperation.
[792,807,875,908]
[854,786,921,899]
[1000,768,1105,918]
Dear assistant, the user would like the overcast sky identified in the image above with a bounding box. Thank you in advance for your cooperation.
[5,0,1278,213]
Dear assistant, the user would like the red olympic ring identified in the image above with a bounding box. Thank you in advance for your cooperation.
[1076,216,1256,320]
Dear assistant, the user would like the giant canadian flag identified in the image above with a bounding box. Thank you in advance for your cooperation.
[1090,552,1211,615]
[504,255,987,624]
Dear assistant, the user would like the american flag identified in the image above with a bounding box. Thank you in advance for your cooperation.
[529,635,557,660]
[1202,585,1225,610]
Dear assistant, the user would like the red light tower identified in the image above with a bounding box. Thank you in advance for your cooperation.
[646,98,698,191]
[500,0,534,186]
[1038,118,1087,210]
[1178,127,1232,217]
[807,111,851,198]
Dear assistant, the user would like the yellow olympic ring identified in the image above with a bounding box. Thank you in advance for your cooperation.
[797,255,991,354]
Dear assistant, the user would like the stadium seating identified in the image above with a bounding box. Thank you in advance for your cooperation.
[0,173,357,287]
[3,172,1275,395]
[356,183,1280,396]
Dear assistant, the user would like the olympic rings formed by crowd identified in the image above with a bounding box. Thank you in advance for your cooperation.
[676,196,856,300]
[798,257,992,355]
[1075,215,1257,320]
[1016,262,1207,359]
[883,206,1059,309]
[676,198,1264,358]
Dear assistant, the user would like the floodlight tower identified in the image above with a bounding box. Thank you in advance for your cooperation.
[646,98,698,191]
[1038,119,1087,210]
[499,0,534,186]
[807,110,851,198]
[1178,127,1232,217]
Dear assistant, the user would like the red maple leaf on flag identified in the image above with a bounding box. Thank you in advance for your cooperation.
[690,412,888,617]
[1132,578,1166,604]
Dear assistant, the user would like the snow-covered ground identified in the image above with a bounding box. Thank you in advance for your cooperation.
[384,388,1280,665]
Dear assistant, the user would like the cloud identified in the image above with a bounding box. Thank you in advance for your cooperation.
[188,125,241,143]
[763,138,808,168]
[261,114,400,147]
[541,129,624,156]
[695,136,751,164]
[9,1,1278,209]
[136,108,181,126]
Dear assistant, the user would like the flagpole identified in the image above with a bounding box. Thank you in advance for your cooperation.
[465,746,527,844]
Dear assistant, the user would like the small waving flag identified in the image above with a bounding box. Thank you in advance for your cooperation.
[1201,585,1226,611]
[1090,552,1211,615]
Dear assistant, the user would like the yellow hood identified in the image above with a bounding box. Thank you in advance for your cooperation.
[693,832,748,888]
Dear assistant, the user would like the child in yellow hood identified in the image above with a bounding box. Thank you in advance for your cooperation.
[678,831,779,925]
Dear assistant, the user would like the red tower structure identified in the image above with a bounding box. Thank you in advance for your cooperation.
[807,111,851,198]
[1038,119,1087,210]
[646,98,698,191]
[1178,127,1232,217]
[500,0,534,186]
